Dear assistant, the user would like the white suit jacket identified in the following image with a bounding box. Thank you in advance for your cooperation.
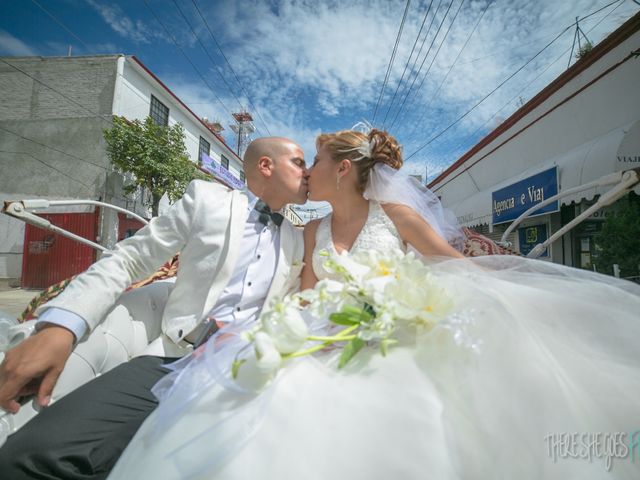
[37,180,304,345]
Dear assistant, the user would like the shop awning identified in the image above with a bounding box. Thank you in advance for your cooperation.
[555,120,640,204]
[449,189,492,227]
[447,120,640,226]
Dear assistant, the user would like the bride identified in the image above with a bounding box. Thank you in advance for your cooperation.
[109,128,640,479]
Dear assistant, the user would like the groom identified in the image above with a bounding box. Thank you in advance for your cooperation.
[0,137,308,478]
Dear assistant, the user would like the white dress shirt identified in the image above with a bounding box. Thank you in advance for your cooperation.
[38,191,280,342]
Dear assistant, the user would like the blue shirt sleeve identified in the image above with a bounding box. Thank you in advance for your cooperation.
[36,307,88,343]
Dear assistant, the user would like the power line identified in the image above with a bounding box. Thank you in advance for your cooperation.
[30,0,90,50]
[405,21,574,160]
[382,0,443,126]
[455,30,561,67]
[405,0,627,161]
[0,126,107,170]
[383,0,451,129]
[170,0,251,121]
[388,0,460,131]
[567,16,593,68]
[0,150,94,192]
[143,0,234,120]
[404,0,493,141]
[190,0,272,136]
[429,0,627,165]
[380,0,435,126]
[371,0,412,125]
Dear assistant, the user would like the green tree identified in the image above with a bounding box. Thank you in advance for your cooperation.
[594,192,640,280]
[103,116,208,216]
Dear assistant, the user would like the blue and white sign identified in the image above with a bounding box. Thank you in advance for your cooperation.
[201,153,245,190]
[518,224,549,257]
[492,166,558,225]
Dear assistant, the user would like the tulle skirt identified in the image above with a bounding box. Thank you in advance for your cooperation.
[109,256,640,480]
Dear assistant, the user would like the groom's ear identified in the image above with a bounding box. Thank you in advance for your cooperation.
[257,156,273,177]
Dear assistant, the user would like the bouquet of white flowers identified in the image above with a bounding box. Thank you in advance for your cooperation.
[232,248,456,389]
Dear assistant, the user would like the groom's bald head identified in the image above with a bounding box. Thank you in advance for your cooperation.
[243,136,308,210]
[244,137,299,173]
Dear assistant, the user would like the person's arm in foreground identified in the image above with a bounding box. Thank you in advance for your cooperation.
[382,203,464,259]
[0,180,205,412]
[300,219,321,291]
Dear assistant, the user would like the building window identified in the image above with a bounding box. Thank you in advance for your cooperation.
[240,170,245,184]
[149,95,169,126]
[221,154,229,170]
[198,136,210,165]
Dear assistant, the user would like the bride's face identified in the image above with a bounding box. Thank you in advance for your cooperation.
[307,144,340,201]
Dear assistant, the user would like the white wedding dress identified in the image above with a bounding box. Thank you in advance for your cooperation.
[110,201,640,480]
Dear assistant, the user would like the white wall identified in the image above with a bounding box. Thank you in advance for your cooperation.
[432,30,640,213]
[115,58,244,181]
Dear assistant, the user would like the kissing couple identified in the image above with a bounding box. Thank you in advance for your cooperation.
[1,128,639,479]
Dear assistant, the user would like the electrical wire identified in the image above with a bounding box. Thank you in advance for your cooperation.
[404,0,493,142]
[379,0,435,126]
[0,127,107,170]
[372,0,412,124]
[30,0,90,50]
[143,0,234,119]
[190,0,272,136]
[171,0,254,125]
[388,0,460,130]
[405,22,574,160]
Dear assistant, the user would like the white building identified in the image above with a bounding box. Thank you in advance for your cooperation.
[0,54,300,288]
[115,55,246,197]
[429,13,640,271]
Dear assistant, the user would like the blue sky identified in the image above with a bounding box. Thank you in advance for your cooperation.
[1,0,638,204]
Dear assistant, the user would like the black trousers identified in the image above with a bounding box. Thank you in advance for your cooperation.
[0,356,178,480]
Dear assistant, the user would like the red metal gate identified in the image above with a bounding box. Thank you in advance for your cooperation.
[117,212,146,241]
[21,212,98,289]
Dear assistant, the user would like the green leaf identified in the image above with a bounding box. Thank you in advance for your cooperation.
[344,304,370,318]
[338,337,365,369]
[329,305,374,326]
[231,359,246,379]
[329,311,360,326]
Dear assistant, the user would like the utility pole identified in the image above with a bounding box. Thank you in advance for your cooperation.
[568,17,593,68]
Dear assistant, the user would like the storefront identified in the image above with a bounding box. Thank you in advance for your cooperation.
[429,13,640,271]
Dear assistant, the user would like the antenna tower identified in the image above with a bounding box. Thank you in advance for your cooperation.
[230,111,256,159]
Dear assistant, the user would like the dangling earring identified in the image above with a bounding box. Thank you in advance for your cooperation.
[336,174,341,191]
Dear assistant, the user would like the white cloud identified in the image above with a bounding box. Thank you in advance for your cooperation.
[0,30,38,56]
[86,0,160,44]
[164,0,638,175]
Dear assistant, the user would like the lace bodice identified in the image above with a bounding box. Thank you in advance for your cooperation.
[312,201,405,280]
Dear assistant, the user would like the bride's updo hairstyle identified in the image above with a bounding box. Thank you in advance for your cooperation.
[316,128,403,193]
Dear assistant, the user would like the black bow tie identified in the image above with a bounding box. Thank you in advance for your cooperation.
[254,200,284,227]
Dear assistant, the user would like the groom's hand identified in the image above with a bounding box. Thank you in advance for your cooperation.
[0,324,74,413]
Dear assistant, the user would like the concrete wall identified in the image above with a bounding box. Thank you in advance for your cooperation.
[0,55,122,283]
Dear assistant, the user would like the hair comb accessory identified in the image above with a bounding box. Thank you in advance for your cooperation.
[341,120,375,161]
